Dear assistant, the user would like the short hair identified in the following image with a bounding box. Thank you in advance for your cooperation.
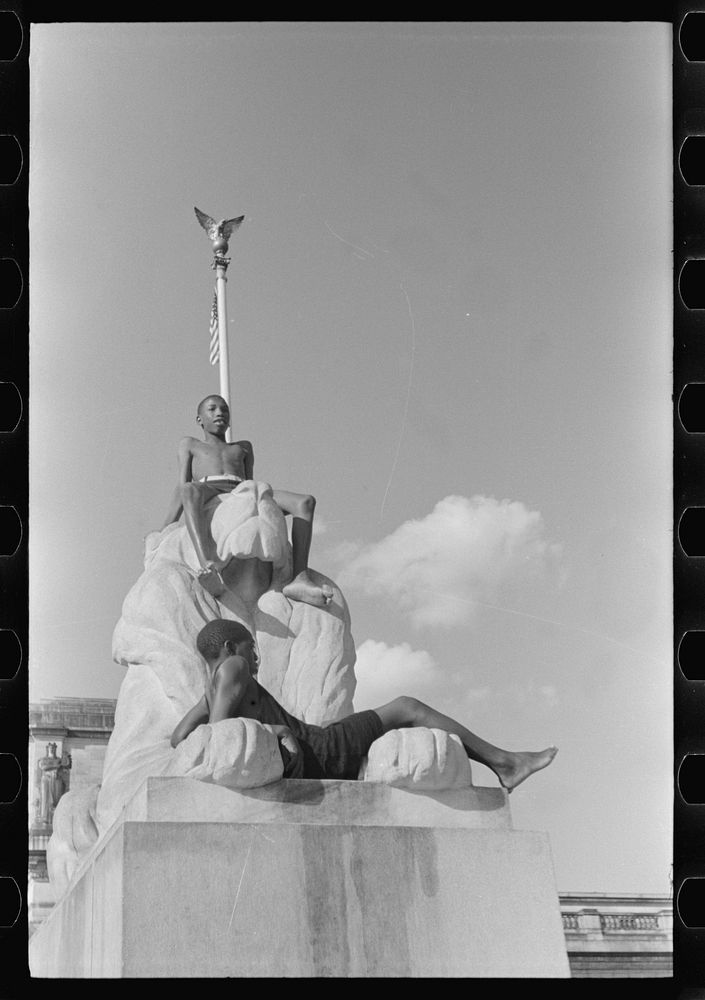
[196,619,253,661]
[196,394,228,417]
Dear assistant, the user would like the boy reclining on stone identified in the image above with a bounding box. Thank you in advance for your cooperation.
[161,394,333,607]
[171,619,558,790]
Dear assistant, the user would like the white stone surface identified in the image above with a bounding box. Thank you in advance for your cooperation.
[46,785,100,899]
[163,718,283,787]
[143,479,292,587]
[360,727,473,789]
[122,776,510,830]
[30,779,570,978]
[68,746,109,790]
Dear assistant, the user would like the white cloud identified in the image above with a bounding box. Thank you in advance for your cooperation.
[338,495,560,628]
[463,686,492,705]
[499,680,561,716]
[539,684,559,709]
[353,639,442,711]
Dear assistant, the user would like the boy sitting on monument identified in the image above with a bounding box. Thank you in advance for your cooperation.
[161,394,333,607]
[171,618,558,790]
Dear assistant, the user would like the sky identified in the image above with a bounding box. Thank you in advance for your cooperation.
[29,22,672,895]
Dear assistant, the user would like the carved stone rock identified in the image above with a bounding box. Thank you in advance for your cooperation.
[164,718,284,788]
[359,727,473,789]
[46,785,100,898]
[95,486,356,837]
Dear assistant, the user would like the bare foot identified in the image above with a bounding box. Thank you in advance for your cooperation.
[495,746,558,793]
[282,570,334,608]
[197,564,226,597]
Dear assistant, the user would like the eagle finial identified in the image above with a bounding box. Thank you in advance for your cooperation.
[194,207,245,254]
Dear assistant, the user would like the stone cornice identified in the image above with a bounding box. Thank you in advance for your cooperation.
[559,891,672,908]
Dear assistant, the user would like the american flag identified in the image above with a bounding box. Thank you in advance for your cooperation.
[209,288,219,366]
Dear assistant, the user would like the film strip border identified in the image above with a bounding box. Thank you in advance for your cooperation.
[0,1,26,991]
[0,5,691,991]
[677,4,705,994]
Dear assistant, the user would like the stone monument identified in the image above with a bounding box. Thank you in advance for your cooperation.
[35,744,71,828]
[29,213,569,978]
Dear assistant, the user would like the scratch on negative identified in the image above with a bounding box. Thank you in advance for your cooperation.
[445,592,667,666]
[323,220,375,259]
[379,281,417,522]
[228,830,256,930]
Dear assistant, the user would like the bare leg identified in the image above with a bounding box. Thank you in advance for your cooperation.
[272,489,333,608]
[373,696,557,792]
[181,482,226,596]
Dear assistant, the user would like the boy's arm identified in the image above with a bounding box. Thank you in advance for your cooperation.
[170,695,209,748]
[209,655,251,723]
[242,441,254,481]
[161,438,193,528]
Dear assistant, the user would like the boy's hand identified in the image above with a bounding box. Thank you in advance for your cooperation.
[271,725,304,778]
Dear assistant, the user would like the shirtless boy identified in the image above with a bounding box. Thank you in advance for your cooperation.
[162,395,333,606]
[171,618,559,790]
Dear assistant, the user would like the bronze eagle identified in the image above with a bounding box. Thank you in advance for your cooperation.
[194,207,245,243]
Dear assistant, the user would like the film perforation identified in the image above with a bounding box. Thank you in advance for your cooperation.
[0,12,22,63]
[678,506,705,557]
[0,753,21,803]
[679,383,705,432]
[680,12,705,62]
[678,630,705,682]
[678,754,705,805]
[0,134,22,187]
[680,135,705,185]
[0,504,21,557]
[0,381,22,433]
[0,875,21,928]
[0,256,22,309]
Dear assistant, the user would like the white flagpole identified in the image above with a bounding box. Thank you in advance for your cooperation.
[214,258,231,410]
[195,208,245,444]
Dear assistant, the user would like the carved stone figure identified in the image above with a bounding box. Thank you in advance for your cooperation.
[94,495,357,836]
[37,744,68,826]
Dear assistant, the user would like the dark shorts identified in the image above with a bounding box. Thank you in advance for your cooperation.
[297,709,385,780]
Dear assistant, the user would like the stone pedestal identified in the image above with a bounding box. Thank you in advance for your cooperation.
[29,777,570,978]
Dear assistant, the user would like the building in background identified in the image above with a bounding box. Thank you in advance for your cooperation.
[561,892,672,977]
[28,698,115,935]
[28,697,672,976]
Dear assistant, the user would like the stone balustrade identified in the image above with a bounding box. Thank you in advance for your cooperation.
[600,912,660,932]
[561,907,671,935]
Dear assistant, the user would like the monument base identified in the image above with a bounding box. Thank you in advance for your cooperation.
[30,777,570,978]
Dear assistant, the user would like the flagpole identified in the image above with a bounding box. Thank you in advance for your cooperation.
[195,207,245,444]
[213,254,231,409]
